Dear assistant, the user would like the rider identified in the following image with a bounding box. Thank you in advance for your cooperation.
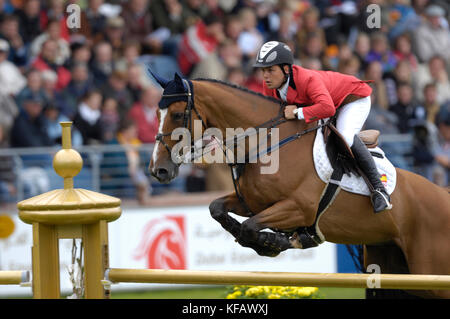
[254,41,392,213]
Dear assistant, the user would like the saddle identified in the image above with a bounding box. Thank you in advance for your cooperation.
[295,120,382,249]
[322,119,380,174]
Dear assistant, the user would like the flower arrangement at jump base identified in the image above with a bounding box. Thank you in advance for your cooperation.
[226,285,320,299]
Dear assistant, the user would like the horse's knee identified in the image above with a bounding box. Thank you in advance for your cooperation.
[209,199,225,221]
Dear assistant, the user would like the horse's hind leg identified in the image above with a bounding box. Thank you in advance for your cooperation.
[209,194,284,257]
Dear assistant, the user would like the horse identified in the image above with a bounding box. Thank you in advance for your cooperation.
[148,73,450,298]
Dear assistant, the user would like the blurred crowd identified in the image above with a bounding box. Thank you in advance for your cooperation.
[0,0,449,203]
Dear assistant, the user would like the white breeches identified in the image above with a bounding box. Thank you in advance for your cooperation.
[335,96,371,147]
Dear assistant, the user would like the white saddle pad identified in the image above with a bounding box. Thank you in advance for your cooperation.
[313,129,397,196]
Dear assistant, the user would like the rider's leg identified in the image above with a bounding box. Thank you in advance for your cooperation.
[336,96,393,213]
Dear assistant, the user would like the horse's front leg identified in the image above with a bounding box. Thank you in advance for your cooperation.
[209,194,284,257]
[240,198,316,252]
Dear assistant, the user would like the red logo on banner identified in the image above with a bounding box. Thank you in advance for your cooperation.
[134,216,187,269]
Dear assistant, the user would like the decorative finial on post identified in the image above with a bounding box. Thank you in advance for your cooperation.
[52,122,83,190]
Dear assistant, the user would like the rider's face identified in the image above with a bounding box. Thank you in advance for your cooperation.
[261,65,288,89]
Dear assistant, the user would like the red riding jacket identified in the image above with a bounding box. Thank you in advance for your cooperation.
[262,65,372,123]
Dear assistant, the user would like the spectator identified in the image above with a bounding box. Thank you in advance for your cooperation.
[0,91,19,136]
[73,89,103,145]
[99,97,120,142]
[237,7,263,62]
[177,15,225,76]
[100,70,134,116]
[30,18,71,66]
[302,57,323,71]
[421,83,441,125]
[296,7,327,59]
[15,68,46,109]
[43,102,82,146]
[387,0,421,40]
[337,55,361,77]
[299,32,332,70]
[10,94,52,147]
[389,82,424,133]
[89,41,114,88]
[413,55,450,105]
[66,42,92,71]
[128,85,160,143]
[121,0,153,45]
[79,0,108,43]
[31,38,71,91]
[60,62,93,119]
[413,4,450,63]
[100,16,126,61]
[15,0,42,45]
[353,32,371,72]
[183,0,208,21]
[151,0,194,35]
[365,61,389,110]
[267,9,297,43]
[226,67,246,86]
[190,39,242,80]
[0,38,26,96]
[366,32,397,73]
[412,121,440,181]
[126,62,148,104]
[39,0,70,41]
[224,14,243,43]
[392,33,418,70]
[106,118,152,204]
[384,59,413,106]
[116,40,141,71]
[0,14,28,67]
[245,67,263,94]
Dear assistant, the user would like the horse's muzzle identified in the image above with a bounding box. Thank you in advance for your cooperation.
[150,161,179,184]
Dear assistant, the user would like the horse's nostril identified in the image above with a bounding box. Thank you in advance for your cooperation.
[156,168,169,180]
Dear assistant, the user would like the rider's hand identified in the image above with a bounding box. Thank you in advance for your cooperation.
[284,105,298,120]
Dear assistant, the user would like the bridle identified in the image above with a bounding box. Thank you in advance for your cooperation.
[155,79,207,163]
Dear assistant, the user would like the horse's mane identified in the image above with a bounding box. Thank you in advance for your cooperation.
[193,78,282,106]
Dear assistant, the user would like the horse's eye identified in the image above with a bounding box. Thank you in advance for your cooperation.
[172,112,184,121]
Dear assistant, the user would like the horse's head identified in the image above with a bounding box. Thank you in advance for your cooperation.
[149,71,196,183]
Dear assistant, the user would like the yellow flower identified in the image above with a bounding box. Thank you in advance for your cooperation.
[245,287,261,297]
[268,293,281,299]
[226,290,242,299]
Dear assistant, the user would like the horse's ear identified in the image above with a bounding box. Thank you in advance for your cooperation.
[148,68,169,88]
[174,72,184,85]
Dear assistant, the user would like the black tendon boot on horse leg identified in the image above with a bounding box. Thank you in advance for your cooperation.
[209,197,289,257]
[351,135,393,213]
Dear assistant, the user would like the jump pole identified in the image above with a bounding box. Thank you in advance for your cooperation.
[0,271,30,285]
[105,268,450,291]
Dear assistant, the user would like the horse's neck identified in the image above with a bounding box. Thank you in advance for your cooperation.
[194,81,287,131]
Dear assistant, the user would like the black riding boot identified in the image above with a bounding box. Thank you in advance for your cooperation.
[351,135,393,213]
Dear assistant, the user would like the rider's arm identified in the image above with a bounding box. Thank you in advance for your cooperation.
[302,74,335,123]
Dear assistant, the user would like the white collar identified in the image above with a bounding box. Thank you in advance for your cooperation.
[277,77,289,101]
[79,102,101,125]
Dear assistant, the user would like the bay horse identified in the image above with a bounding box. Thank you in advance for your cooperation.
[148,73,450,298]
